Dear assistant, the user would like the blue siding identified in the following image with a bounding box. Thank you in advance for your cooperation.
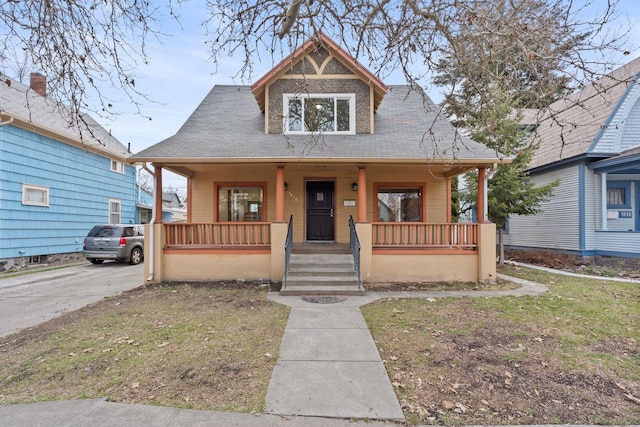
[0,124,137,258]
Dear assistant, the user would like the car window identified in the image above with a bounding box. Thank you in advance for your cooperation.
[123,227,134,237]
[88,226,122,238]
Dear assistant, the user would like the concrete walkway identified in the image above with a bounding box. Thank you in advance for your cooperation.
[266,293,404,422]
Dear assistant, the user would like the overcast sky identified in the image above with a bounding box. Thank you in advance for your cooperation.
[99,1,640,192]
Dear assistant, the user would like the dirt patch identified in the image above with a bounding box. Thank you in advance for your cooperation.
[505,248,640,279]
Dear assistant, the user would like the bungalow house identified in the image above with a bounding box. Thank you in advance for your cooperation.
[0,73,138,271]
[130,33,506,291]
[504,57,640,259]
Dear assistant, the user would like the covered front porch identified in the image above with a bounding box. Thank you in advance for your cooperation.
[142,162,497,285]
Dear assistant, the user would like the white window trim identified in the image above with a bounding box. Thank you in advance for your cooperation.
[22,184,49,207]
[283,93,356,135]
[109,198,122,224]
[111,159,124,174]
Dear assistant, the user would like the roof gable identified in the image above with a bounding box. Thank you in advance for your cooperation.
[250,33,387,113]
[0,75,130,160]
[528,57,640,169]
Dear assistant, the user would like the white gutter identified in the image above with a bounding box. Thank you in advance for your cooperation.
[0,117,14,127]
[142,163,156,282]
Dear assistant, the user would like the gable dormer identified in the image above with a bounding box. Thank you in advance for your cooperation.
[251,33,387,135]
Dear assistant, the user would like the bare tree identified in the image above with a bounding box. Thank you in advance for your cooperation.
[204,0,632,92]
[0,0,633,137]
[0,1,175,124]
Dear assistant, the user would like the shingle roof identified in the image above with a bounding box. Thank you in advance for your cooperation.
[0,75,131,159]
[131,85,502,164]
[528,57,640,169]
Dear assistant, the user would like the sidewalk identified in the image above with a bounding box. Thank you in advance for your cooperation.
[1,274,553,426]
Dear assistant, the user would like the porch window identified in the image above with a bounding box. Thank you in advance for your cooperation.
[606,181,631,209]
[217,185,265,222]
[375,185,423,222]
[284,93,355,134]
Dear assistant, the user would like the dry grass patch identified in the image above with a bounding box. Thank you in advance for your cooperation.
[362,265,640,425]
[0,282,289,413]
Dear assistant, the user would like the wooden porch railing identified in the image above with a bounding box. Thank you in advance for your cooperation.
[164,223,271,247]
[373,222,478,249]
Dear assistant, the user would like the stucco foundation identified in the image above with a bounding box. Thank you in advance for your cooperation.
[162,253,272,282]
[370,253,479,282]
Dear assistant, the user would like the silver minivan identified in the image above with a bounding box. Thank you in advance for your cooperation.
[83,224,144,265]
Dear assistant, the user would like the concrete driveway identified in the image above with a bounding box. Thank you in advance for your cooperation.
[0,262,145,337]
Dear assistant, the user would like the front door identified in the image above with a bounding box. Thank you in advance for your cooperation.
[306,181,335,241]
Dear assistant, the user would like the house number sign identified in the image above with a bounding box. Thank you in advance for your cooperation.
[618,211,633,218]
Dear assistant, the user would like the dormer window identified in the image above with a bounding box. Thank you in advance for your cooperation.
[284,93,355,134]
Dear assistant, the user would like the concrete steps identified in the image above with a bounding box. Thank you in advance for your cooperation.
[281,252,364,296]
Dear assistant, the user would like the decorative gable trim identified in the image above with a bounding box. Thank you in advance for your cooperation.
[250,33,387,113]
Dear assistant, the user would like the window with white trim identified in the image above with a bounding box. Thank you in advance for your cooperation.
[109,199,121,224]
[111,159,124,174]
[22,184,49,207]
[283,93,355,134]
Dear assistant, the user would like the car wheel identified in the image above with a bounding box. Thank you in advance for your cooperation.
[89,259,104,264]
[129,247,143,265]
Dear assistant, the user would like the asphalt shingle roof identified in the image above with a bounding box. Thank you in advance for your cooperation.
[528,57,640,169]
[0,75,130,159]
[131,85,502,163]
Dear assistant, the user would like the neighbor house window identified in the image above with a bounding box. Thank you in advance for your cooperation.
[375,185,423,222]
[284,93,355,134]
[111,159,124,174]
[607,181,631,209]
[109,199,121,224]
[217,185,265,222]
[22,184,49,207]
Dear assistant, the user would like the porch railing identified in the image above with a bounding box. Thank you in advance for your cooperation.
[164,222,271,247]
[283,215,293,289]
[349,215,362,288]
[372,222,478,249]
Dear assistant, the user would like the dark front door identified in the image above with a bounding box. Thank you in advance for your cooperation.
[306,181,335,241]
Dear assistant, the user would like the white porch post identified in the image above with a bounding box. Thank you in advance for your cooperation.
[601,172,607,230]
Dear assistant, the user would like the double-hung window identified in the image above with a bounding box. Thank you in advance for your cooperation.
[284,93,355,134]
[109,199,121,224]
[111,159,124,174]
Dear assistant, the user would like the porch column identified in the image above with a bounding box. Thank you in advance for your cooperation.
[357,165,367,222]
[446,178,452,223]
[601,172,608,230]
[477,167,486,223]
[275,165,286,222]
[154,165,163,224]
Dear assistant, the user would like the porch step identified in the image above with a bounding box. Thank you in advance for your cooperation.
[292,243,351,254]
[282,253,364,296]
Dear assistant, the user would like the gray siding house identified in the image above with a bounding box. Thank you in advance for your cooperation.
[504,57,640,258]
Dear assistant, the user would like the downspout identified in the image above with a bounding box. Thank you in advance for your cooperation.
[142,163,156,282]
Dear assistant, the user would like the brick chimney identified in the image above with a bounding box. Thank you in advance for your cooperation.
[30,72,47,96]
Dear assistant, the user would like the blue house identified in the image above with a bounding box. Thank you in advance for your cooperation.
[505,57,640,260]
[0,73,138,271]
